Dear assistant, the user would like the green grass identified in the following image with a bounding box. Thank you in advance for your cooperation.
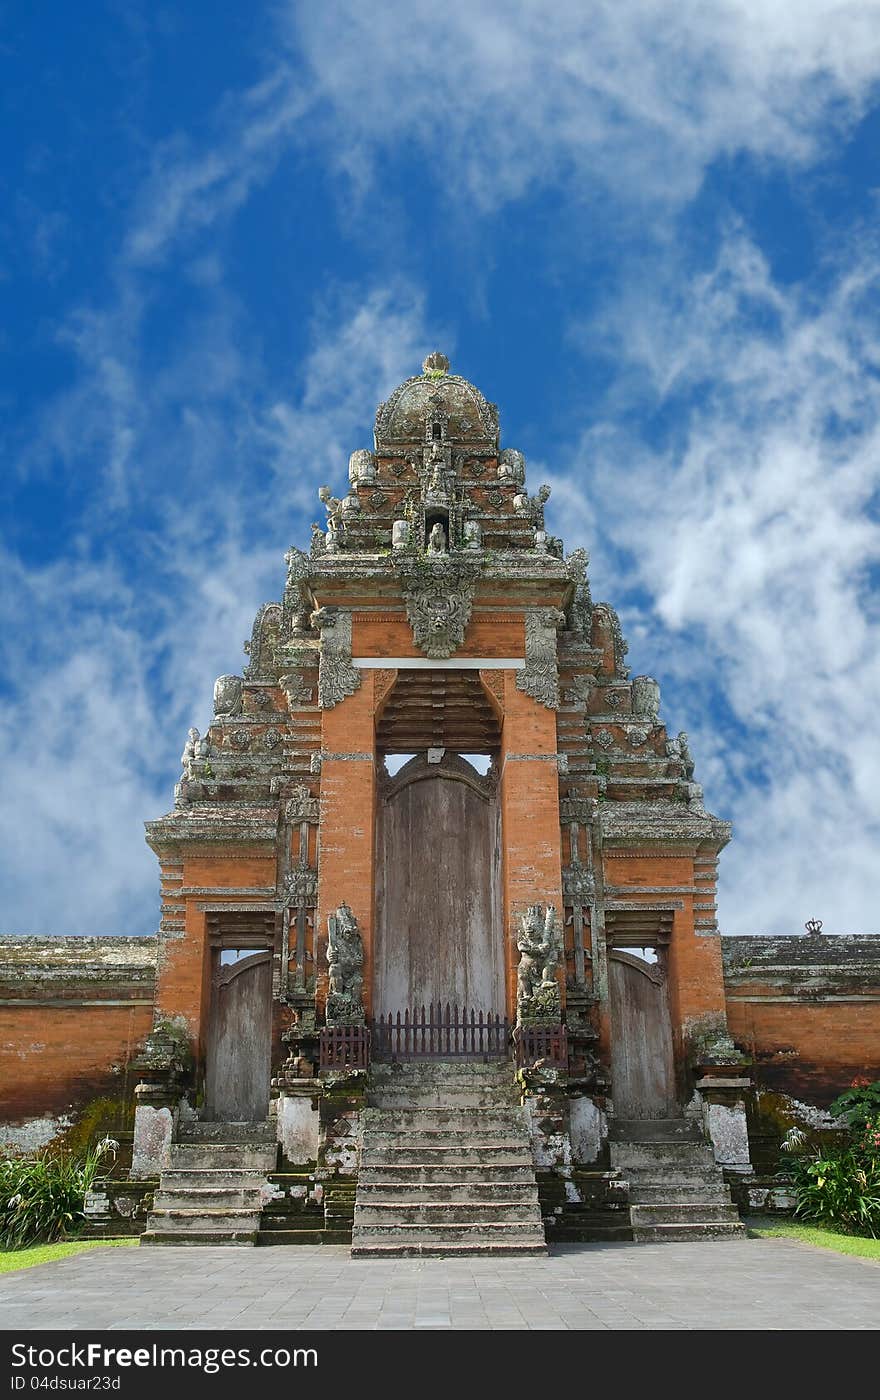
[748,1219,880,1260]
[0,1238,138,1274]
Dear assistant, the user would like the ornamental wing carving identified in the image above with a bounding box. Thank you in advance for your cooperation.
[517,608,565,709]
[312,608,361,710]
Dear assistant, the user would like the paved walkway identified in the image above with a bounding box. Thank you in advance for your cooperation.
[0,1239,877,1330]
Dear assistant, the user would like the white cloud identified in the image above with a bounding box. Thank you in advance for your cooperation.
[291,0,880,208]
[552,230,880,932]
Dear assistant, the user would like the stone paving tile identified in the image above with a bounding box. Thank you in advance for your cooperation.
[0,1240,878,1331]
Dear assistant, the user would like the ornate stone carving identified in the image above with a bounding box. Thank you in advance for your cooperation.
[486,489,505,509]
[325,903,365,1026]
[312,607,361,710]
[627,725,651,747]
[244,603,283,680]
[593,728,614,750]
[563,674,594,709]
[631,674,660,720]
[565,548,592,634]
[592,603,629,678]
[516,905,563,1025]
[280,671,314,709]
[394,555,482,659]
[264,727,282,750]
[369,490,385,510]
[517,608,564,709]
[285,785,319,825]
[462,520,482,550]
[231,730,250,751]
[283,867,318,905]
[213,674,243,717]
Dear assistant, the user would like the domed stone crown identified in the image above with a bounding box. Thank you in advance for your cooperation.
[374,354,499,451]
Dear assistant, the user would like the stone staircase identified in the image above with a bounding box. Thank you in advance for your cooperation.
[140,1121,277,1246]
[352,1061,547,1257]
[609,1119,745,1242]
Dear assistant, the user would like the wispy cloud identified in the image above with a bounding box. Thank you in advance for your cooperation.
[291,0,880,208]
[552,229,880,931]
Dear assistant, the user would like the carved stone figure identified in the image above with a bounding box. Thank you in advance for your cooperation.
[678,731,695,780]
[513,483,551,527]
[309,523,326,556]
[516,905,562,1024]
[181,727,199,769]
[213,674,242,717]
[325,903,365,1026]
[498,447,526,484]
[462,519,482,550]
[427,520,448,554]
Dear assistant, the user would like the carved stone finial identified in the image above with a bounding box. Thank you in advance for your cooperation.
[422,351,450,376]
[326,903,365,1026]
[213,674,243,717]
[631,675,660,721]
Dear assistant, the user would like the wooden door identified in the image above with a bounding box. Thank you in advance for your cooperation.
[205,950,273,1122]
[374,756,504,1021]
[609,948,677,1119]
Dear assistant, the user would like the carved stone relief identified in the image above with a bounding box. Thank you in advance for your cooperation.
[517,608,565,709]
[312,607,361,710]
[394,556,481,659]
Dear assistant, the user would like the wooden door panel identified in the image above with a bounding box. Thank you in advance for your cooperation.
[609,952,676,1119]
[205,952,272,1122]
[375,766,503,1020]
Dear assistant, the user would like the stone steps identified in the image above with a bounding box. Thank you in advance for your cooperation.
[607,1120,745,1243]
[356,1202,540,1226]
[362,1144,533,1165]
[352,1061,546,1257]
[356,1180,539,1203]
[359,1162,536,1183]
[141,1124,276,1246]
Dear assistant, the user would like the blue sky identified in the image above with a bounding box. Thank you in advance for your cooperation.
[3,2,880,936]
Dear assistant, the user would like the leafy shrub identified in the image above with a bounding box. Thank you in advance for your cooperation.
[828,1079,880,1134]
[0,1139,116,1249]
[781,1083,880,1238]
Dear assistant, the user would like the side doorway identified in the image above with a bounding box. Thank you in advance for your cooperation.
[608,943,677,1119]
[205,943,273,1122]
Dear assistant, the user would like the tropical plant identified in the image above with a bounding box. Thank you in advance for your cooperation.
[780,1090,880,1239]
[0,1138,117,1249]
[828,1078,880,1133]
[786,1141,880,1238]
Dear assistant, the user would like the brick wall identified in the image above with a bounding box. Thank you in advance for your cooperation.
[0,936,157,1152]
[723,934,880,1106]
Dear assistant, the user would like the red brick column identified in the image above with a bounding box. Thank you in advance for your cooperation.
[497,672,564,1020]
[316,673,379,1019]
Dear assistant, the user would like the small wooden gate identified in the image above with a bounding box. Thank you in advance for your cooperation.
[608,948,677,1119]
[374,1003,510,1061]
[205,949,273,1122]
